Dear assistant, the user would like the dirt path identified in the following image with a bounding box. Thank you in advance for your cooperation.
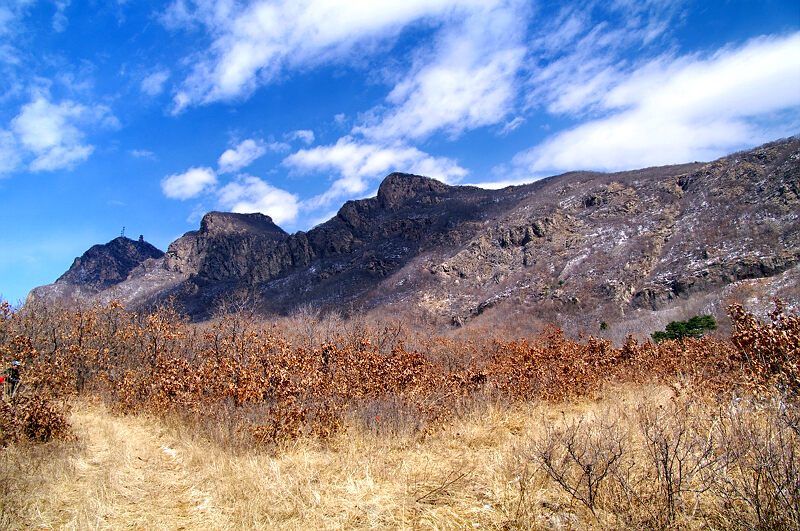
[54,403,221,530]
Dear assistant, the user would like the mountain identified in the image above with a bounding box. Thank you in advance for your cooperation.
[27,236,164,304]
[27,137,800,337]
[57,236,164,290]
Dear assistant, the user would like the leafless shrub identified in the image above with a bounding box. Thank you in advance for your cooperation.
[411,463,472,505]
[529,412,625,515]
[711,394,800,530]
[634,399,721,527]
[279,304,341,350]
[502,454,538,528]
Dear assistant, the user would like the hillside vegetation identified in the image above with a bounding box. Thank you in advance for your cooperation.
[0,299,798,529]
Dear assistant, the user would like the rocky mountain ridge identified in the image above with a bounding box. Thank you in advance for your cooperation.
[28,137,800,337]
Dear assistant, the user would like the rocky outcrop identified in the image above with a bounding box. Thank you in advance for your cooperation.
[376,172,452,210]
[164,211,291,283]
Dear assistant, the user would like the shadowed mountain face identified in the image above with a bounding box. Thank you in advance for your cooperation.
[28,138,800,335]
[56,237,164,292]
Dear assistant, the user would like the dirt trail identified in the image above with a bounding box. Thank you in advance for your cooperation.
[56,403,222,530]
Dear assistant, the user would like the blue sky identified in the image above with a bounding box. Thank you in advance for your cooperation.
[1,0,799,304]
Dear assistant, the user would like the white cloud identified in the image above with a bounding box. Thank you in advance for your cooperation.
[355,48,524,141]
[0,1,35,37]
[161,166,217,199]
[513,32,800,174]
[141,70,170,96]
[284,135,467,207]
[464,177,524,190]
[268,140,291,152]
[0,8,13,36]
[0,43,19,66]
[287,129,314,145]
[28,144,93,171]
[217,175,299,225]
[354,2,528,141]
[166,0,504,111]
[160,0,239,31]
[218,138,268,173]
[10,95,117,171]
[604,34,800,120]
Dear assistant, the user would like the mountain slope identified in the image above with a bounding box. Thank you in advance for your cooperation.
[27,137,800,334]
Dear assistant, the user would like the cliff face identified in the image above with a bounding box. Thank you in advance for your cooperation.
[164,211,290,282]
[27,138,800,333]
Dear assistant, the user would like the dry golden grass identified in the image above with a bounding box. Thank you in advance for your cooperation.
[1,384,705,530]
[2,399,218,529]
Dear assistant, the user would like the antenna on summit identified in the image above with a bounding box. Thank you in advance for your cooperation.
[121,226,126,238]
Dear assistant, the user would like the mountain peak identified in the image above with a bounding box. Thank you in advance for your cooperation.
[56,236,164,292]
[199,211,288,239]
[377,173,451,211]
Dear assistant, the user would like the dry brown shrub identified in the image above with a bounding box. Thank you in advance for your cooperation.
[0,297,796,450]
[730,299,800,393]
[0,393,70,444]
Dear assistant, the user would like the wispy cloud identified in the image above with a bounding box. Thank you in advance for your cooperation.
[523,1,683,117]
[52,0,70,32]
[287,129,314,145]
[0,1,35,37]
[512,32,800,175]
[10,94,118,172]
[354,2,528,142]
[499,117,525,136]
[141,70,170,96]
[164,0,509,112]
[129,148,156,159]
[218,138,268,174]
[217,138,289,174]
[0,129,21,174]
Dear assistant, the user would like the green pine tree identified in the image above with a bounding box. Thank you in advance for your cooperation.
[651,314,717,343]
